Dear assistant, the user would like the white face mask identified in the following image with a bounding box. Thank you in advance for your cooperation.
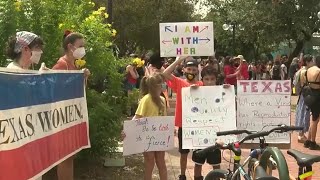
[73,47,86,59]
[30,50,43,64]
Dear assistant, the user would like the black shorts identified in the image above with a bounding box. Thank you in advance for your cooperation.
[178,128,190,154]
[308,90,320,121]
[192,149,221,166]
[310,102,320,121]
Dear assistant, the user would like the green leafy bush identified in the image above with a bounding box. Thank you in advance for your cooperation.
[0,0,127,158]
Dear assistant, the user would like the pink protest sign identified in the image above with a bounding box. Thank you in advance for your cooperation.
[159,22,214,57]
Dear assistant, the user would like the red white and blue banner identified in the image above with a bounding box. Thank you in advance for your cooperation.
[0,68,90,180]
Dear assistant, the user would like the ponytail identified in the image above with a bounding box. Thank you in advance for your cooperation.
[139,76,149,97]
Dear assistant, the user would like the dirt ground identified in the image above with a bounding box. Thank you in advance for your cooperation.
[42,155,144,180]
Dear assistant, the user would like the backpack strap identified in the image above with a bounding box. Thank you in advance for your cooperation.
[315,71,320,84]
[305,70,320,85]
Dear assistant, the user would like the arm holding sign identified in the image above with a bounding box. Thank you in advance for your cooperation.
[223,84,231,88]
[190,84,200,89]
[163,56,188,80]
[39,62,50,71]
[121,115,143,140]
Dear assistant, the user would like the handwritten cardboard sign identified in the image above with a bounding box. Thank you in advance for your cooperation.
[159,22,214,57]
[182,86,237,149]
[237,80,291,143]
[123,116,174,156]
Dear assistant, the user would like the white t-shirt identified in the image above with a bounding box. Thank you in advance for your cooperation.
[7,62,23,69]
[280,64,287,80]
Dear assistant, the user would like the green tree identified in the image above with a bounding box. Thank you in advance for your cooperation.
[202,0,320,62]
[94,0,195,55]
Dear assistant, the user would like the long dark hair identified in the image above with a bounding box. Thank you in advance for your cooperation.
[6,36,43,60]
[62,30,83,52]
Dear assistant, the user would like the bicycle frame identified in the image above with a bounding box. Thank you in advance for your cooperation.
[232,137,277,179]
[231,155,251,180]
[203,125,302,180]
[298,169,314,180]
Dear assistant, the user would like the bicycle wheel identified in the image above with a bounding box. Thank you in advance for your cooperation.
[257,147,290,180]
[204,169,229,180]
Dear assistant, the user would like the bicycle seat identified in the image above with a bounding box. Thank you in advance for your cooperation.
[287,149,320,166]
[255,166,279,180]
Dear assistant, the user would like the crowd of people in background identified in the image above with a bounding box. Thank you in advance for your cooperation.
[123,53,303,96]
[122,52,320,180]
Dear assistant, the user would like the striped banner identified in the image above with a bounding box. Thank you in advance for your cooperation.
[0,68,90,180]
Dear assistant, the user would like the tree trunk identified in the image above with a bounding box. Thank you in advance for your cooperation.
[288,40,304,65]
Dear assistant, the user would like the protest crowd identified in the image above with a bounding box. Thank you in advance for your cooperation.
[121,52,320,180]
[2,29,320,180]
[1,4,320,180]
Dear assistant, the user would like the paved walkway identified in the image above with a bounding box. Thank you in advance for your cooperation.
[161,96,320,180]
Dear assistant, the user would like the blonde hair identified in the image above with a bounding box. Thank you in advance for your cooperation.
[140,73,165,111]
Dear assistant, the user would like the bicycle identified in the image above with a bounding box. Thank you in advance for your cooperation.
[196,125,303,180]
[284,149,320,180]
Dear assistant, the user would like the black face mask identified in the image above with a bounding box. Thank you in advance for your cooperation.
[234,63,240,67]
[184,72,196,81]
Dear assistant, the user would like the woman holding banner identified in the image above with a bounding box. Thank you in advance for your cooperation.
[5,31,45,180]
[52,30,90,180]
[6,31,45,70]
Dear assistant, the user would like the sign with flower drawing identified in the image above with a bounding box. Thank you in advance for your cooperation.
[159,22,214,57]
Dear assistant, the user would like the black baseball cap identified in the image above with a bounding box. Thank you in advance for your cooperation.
[184,59,199,67]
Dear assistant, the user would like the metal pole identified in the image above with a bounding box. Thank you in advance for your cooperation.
[107,0,113,23]
[232,24,236,56]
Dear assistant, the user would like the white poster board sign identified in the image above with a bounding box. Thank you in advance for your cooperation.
[123,116,174,156]
[159,22,214,57]
[237,80,291,143]
[182,86,237,149]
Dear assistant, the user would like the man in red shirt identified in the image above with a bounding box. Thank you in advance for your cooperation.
[237,55,249,80]
[163,57,203,180]
[223,56,241,85]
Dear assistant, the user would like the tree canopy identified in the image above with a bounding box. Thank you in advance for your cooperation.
[198,0,320,62]
[94,0,195,55]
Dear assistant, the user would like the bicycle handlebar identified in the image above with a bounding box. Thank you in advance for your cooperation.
[197,125,303,156]
[217,125,303,143]
[196,143,239,157]
[216,129,252,136]
[238,125,303,144]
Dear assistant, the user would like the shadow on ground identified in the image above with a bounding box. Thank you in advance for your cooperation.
[43,155,144,180]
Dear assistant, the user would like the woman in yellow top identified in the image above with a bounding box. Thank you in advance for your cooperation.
[124,73,168,180]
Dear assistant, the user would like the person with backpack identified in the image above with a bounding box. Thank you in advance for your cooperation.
[294,55,314,143]
[271,61,281,80]
[300,55,320,150]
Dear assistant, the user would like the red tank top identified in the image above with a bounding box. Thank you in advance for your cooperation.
[127,73,137,84]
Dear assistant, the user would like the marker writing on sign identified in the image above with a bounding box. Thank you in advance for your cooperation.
[144,136,167,152]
